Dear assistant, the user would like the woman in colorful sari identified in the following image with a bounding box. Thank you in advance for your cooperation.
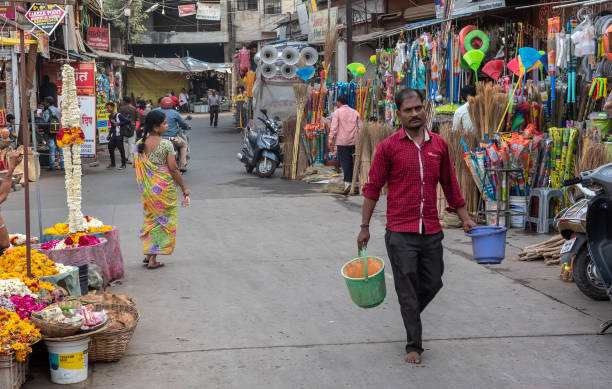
[134,110,190,269]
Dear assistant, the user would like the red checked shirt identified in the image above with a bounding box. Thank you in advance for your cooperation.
[362,128,465,234]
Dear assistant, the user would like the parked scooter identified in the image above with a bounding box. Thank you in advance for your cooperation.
[236,109,283,178]
[556,163,612,334]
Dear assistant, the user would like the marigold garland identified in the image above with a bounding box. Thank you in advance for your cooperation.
[56,127,84,148]
[0,246,59,278]
[0,308,41,361]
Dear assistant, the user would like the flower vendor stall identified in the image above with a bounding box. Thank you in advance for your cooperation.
[37,65,125,287]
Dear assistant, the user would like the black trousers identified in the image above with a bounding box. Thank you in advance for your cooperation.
[108,135,126,166]
[337,145,355,183]
[385,230,444,354]
[209,105,219,126]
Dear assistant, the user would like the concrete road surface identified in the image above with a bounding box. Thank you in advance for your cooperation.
[3,112,609,388]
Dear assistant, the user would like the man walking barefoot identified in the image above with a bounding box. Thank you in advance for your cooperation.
[357,89,475,364]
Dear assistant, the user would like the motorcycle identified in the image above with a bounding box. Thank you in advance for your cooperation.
[236,109,283,178]
[172,115,192,173]
[556,163,612,334]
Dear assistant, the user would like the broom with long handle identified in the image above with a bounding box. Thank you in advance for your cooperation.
[292,84,308,180]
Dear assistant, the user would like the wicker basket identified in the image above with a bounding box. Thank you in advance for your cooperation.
[0,353,29,389]
[30,313,84,338]
[88,303,139,362]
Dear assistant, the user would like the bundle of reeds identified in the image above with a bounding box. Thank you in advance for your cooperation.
[467,82,507,138]
[350,121,395,194]
[324,30,338,74]
[438,121,480,214]
[291,84,308,180]
[518,235,565,264]
[578,128,609,174]
[282,116,297,179]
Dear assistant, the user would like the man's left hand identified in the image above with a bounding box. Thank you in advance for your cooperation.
[462,218,477,233]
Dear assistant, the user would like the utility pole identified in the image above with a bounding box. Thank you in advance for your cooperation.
[327,0,331,34]
[346,0,353,63]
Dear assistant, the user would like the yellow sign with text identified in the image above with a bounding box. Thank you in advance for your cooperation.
[97,103,110,144]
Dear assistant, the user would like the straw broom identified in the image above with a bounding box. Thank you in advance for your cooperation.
[282,116,297,178]
[291,84,308,180]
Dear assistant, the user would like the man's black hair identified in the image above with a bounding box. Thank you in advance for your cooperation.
[6,113,14,122]
[123,96,131,104]
[337,94,349,105]
[105,102,115,109]
[460,85,477,102]
[44,96,55,105]
[395,88,424,109]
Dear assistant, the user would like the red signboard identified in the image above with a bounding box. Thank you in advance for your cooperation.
[0,4,15,19]
[178,4,196,17]
[40,62,96,97]
[86,27,109,51]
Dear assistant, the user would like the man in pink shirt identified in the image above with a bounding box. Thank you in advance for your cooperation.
[329,95,361,193]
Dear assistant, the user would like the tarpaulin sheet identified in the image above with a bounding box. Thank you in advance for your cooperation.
[253,71,297,124]
[131,56,231,73]
[126,68,188,103]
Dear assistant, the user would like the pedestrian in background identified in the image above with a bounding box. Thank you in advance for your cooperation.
[208,90,220,127]
[179,88,190,113]
[134,110,190,269]
[358,88,475,365]
[119,96,138,164]
[41,96,63,171]
[106,102,129,170]
[329,94,361,194]
[452,85,476,133]
[136,99,150,140]
[156,97,190,172]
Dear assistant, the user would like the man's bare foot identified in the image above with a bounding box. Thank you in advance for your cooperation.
[405,351,421,364]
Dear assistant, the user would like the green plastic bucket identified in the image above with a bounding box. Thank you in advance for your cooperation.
[341,250,386,308]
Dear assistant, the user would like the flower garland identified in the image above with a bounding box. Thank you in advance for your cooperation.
[9,296,45,319]
[0,246,59,278]
[60,65,85,234]
[44,217,112,236]
[40,233,100,251]
[0,308,41,361]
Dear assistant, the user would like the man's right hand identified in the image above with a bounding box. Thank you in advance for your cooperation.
[7,151,23,168]
[357,228,370,251]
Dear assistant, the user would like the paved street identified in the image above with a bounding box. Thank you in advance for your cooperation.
[4,112,611,388]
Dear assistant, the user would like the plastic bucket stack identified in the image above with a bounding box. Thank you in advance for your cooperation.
[341,251,386,308]
[466,226,508,264]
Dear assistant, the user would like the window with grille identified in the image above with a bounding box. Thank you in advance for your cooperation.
[263,0,280,14]
[237,0,258,11]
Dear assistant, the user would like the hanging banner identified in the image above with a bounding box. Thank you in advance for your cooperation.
[308,8,337,44]
[96,102,109,145]
[77,96,96,158]
[11,31,50,59]
[86,27,109,51]
[0,3,15,19]
[178,4,196,17]
[40,62,95,96]
[196,3,220,21]
[25,4,66,36]
[0,109,6,127]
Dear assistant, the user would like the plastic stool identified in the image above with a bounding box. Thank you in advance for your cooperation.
[527,188,565,233]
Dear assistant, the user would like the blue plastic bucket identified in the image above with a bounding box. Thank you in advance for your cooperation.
[466,226,507,264]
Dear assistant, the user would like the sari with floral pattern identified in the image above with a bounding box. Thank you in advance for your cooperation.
[134,143,178,255]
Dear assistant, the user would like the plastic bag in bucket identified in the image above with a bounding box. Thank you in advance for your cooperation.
[341,250,386,308]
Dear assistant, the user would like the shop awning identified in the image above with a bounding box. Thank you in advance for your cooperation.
[49,47,94,61]
[131,56,232,73]
[86,45,133,62]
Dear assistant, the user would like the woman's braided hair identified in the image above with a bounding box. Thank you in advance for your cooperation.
[138,110,166,154]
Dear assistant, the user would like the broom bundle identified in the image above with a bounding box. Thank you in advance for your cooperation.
[291,84,308,180]
[577,127,609,174]
[350,121,395,194]
[438,121,480,214]
[282,116,297,178]
[468,82,507,138]
[323,30,338,74]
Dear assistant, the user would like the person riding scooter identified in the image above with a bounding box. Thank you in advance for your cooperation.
[155,97,190,172]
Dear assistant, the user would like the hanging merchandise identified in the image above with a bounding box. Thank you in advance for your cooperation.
[238,48,250,78]
[571,18,596,58]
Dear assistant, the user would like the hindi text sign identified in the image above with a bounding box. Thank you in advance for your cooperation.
[86,27,109,51]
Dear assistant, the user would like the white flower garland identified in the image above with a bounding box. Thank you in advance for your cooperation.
[61,65,85,233]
